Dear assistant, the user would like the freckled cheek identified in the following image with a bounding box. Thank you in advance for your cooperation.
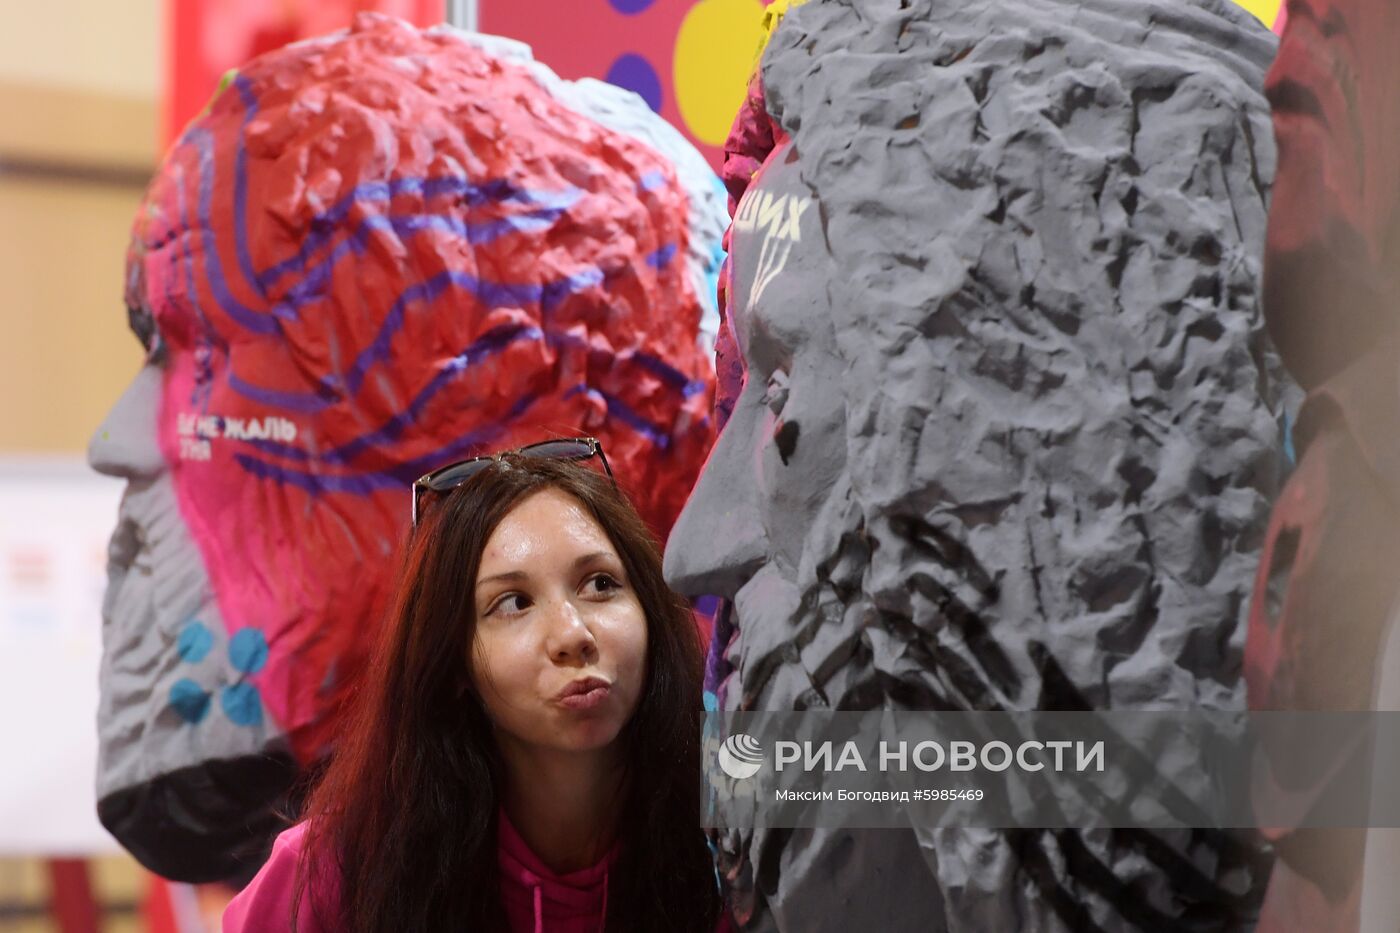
[595,604,648,691]
[471,630,542,710]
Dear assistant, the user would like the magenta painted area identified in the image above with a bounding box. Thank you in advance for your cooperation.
[480,0,727,169]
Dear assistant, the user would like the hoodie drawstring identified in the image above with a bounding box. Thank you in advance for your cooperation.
[516,856,611,932]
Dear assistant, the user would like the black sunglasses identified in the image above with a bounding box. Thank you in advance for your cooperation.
[411,436,615,527]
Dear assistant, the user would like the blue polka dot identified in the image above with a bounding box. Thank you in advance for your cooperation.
[228,628,269,675]
[177,620,214,664]
[221,683,263,727]
[169,679,211,724]
[605,54,663,113]
[608,0,655,13]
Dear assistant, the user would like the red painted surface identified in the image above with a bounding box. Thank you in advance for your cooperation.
[134,15,715,763]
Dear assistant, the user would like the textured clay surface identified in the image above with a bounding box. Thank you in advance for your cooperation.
[664,0,1289,928]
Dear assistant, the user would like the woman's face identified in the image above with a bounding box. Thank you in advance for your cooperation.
[470,487,649,759]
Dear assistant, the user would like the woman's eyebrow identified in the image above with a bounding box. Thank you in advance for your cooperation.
[476,569,529,589]
[476,552,617,591]
[572,551,616,570]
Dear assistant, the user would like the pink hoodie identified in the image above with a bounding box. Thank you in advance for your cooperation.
[222,813,732,932]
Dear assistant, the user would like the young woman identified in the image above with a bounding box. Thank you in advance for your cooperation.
[223,439,728,931]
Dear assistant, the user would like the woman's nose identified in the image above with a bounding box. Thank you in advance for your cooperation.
[89,364,166,479]
[543,599,598,665]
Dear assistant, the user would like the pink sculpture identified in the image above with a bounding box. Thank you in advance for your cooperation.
[89,13,726,881]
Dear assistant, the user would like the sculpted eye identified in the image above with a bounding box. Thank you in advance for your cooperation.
[146,332,168,367]
[760,369,790,416]
[1320,6,1346,38]
[129,303,165,364]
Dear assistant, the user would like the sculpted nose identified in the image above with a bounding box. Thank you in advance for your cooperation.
[664,385,769,599]
[89,364,166,480]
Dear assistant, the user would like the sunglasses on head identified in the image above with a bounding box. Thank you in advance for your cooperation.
[411,436,615,528]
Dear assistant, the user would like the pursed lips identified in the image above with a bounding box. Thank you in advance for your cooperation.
[554,676,612,710]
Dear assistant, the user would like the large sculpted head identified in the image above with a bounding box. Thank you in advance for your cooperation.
[1263,0,1400,386]
[664,0,1284,928]
[89,13,725,880]
[1242,0,1400,927]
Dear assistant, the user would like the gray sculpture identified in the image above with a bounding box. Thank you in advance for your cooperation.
[664,0,1287,928]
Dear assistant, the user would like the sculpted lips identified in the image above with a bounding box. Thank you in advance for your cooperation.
[1268,76,1326,126]
[1268,9,1363,169]
[105,497,154,596]
[108,515,141,574]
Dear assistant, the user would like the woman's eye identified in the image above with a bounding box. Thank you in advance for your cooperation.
[491,593,530,615]
[586,574,620,595]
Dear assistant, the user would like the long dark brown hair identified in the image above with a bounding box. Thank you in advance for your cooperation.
[293,455,721,931]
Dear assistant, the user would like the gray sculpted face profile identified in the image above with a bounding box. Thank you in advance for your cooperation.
[667,145,849,700]
[665,0,1288,929]
[89,361,290,874]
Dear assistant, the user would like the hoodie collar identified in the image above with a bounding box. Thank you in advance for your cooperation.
[498,809,621,932]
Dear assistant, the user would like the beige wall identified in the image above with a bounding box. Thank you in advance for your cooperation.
[0,165,148,452]
[0,0,162,99]
[0,1,164,913]
[0,0,161,454]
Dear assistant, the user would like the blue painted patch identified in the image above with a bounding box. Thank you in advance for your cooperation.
[221,682,263,726]
[605,54,663,114]
[228,628,269,675]
[647,242,679,268]
[169,679,211,724]
[177,620,214,664]
[608,0,655,13]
